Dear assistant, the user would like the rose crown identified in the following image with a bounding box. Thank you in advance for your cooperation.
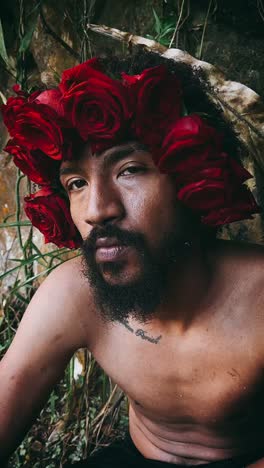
[1,58,260,249]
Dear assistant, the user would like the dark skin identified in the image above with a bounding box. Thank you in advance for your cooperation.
[0,143,264,466]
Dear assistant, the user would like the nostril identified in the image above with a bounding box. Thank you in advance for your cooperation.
[88,215,123,229]
[102,216,120,226]
[85,192,125,227]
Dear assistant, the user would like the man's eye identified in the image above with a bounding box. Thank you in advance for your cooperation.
[67,179,86,191]
[119,166,145,176]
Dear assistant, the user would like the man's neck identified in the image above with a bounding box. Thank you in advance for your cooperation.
[149,238,220,332]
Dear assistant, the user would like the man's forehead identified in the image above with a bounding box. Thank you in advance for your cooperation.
[60,141,149,173]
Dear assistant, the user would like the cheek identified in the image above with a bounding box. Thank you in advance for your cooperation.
[126,177,177,241]
[69,200,86,238]
[69,200,78,224]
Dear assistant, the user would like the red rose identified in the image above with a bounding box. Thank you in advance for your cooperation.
[176,167,233,211]
[176,163,260,226]
[8,102,63,160]
[202,190,260,226]
[24,187,81,249]
[178,177,260,226]
[157,114,223,171]
[35,88,64,117]
[122,65,182,146]
[155,114,260,226]
[61,67,131,152]
[158,115,251,184]
[12,84,25,95]
[5,139,60,185]
[173,154,252,187]
[177,175,227,211]
[59,58,102,93]
[1,95,26,132]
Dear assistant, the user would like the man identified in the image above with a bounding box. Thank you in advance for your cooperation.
[1,53,264,467]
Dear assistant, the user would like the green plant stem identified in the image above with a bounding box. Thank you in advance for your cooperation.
[0,221,31,228]
[198,0,213,59]
[18,0,26,86]
[0,249,69,281]
[258,0,264,22]
[4,306,12,344]
[169,0,186,48]
[15,171,30,286]
[10,265,59,295]
[15,173,26,251]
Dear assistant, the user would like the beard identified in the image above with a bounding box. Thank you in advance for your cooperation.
[81,221,189,324]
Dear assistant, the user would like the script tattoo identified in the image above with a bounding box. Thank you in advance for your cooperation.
[121,319,162,344]
[135,329,162,344]
[122,318,134,333]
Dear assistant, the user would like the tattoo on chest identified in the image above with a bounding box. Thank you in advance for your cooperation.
[121,319,162,344]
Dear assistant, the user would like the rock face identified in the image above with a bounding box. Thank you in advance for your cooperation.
[1,0,264,270]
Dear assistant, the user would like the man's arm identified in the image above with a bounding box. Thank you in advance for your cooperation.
[0,257,88,462]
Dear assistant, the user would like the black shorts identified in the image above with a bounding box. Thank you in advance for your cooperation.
[64,433,263,467]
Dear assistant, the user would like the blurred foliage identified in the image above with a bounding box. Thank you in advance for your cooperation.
[146,8,176,46]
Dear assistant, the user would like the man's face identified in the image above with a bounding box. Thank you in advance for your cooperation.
[60,142,191,322]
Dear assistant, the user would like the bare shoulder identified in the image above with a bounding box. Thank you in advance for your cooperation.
[2,255,96,365]
[43,254,88,303]
[215,238,264,269]
[213,239,264,355]
[27,255,96,350]
[215,238,264,321]
[213,239,264,307]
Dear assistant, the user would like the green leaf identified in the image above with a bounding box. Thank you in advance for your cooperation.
[162,19,175,29]
[152,8,162,35]
[0,221,32,228]
[15,292,30,305]
[158,37,172,47]
[0,18,10,66]
[9,266,57,295]
[9,258,31,263]
[18,11,39,54]
[31,242,49,263]
[0,248,70,282]
[159,28,175,40]
[3,213,16,223]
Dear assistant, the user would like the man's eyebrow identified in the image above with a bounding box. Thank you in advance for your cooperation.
[101,143,148,169]
[59,166,81,177]
[59,143,148,177]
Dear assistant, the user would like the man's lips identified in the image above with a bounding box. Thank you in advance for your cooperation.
[95,237,122,248]
[95,237,131,262]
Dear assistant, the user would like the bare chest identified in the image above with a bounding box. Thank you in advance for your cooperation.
[92,319,264,427]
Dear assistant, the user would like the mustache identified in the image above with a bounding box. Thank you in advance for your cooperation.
[82,224,146,252]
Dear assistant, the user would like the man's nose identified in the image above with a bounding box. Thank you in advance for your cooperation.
[84,181,125,227]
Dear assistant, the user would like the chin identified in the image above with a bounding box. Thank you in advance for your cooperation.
[81,248,167,324]
[100,262,143,286]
